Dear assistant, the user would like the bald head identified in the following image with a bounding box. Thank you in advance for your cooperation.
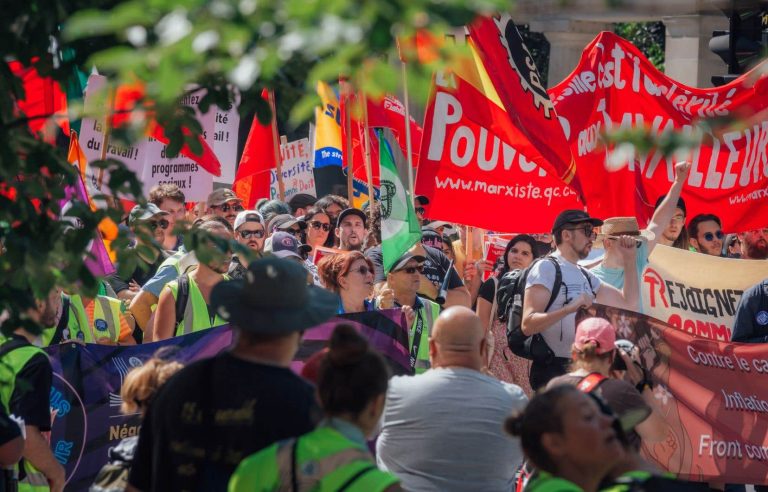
[429,306,486,371]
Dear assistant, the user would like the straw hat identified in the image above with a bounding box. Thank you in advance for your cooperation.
[594,217,655,248]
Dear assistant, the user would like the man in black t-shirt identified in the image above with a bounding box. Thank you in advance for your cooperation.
[128,258,339,492]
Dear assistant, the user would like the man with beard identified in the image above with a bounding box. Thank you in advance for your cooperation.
[739,228,768,260]
[150,218,233,341]
[206,188,244,227]
[228,211,266,280]
[335,208,367,252]
[688,214,725,256]
[521,210,639,390]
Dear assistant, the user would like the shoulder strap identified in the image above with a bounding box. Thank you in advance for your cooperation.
[577,372,608,393]
[544,256,562,311]
[0,338,33,359]
[175,275,190,328]
[577,265,596,295]
[49,295,71,345]
[337,465,378,492]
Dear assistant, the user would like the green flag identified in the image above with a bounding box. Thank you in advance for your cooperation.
[379,128,421,273]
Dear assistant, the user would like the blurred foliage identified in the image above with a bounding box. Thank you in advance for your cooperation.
[615,21,666,71]
[1,0,507,335]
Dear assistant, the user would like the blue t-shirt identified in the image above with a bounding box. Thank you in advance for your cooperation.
[591,242,649,312]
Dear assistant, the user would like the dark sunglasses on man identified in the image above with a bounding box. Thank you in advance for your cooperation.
[149,219,170,231]
[566,224,597,238]
[239,229,265,239]
[309,221,331,232]
[212,203,244,213]
[703,230,724,242]
[398,265,424,275]
[607,236,642,249]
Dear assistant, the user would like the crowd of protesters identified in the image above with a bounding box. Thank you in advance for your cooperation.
[2,155,768,492]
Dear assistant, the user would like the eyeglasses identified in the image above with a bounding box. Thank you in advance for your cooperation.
[239,229,265,239]
[607,237,642,248]
[348,266,372,276]
[415,207,425,215]
[149,219,169,230]
[702,230,724,242]
[309,221,331,232]
[398,265,424,274]
[212,203,244,213]
[670,215,685,224]
[566,224,596,239]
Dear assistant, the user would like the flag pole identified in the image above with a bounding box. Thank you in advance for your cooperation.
[361,91,376,222]
[97,85,115,190]
[267,89,285,201]
[341,82,355,203]
[401,60,416,196]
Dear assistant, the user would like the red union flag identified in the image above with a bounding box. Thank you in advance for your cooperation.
[415,39,582,233]
[467,15,581,196]
[549,32,768,232]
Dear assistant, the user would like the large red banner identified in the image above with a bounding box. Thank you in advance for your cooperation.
[549,32,768,232]
[579,305,768,484]
[415,73,582,233]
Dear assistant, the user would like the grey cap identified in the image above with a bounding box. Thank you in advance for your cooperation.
[129,203,169,225]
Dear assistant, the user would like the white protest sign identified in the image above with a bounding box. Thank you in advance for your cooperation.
[270,138,316,200]
[209,94,240,186]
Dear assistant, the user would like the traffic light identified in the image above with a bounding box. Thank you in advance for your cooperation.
[709,2,768,86]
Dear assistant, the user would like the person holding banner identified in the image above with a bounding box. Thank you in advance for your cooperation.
[522,210,639,390]
[128,258,338,492]
[151,217,232,341]
[228,324,400,492]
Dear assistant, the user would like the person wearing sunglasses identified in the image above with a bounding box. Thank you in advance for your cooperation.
[383,252,441,374]
[205,188,244,227]
[228,211,266,280]
[318,251,378,314]
[108,204,171,303]
[687,214,725,256]
[301,206,332,259]
[522,210,640,390]
[149,183,187,251]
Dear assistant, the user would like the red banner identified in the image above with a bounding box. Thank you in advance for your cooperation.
[415,72,582,232]
[579,304,768,484]
[549,32,768,232]
[468,15,582,196]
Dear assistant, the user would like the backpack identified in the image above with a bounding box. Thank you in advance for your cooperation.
[497,257,562,362]
[174,274,190,328]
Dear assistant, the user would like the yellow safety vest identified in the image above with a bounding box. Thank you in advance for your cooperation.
[166,275,227,337]
[408,297,440,374]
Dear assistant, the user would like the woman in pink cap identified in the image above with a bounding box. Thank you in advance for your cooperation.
[546,317,666,453]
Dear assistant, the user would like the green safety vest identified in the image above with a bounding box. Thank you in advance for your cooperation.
[408,297,440,374]
[0,339,52,491]
[166,275,227,337]
[57,294,123,344]
[228,426,399,492]
[524,471,584,492]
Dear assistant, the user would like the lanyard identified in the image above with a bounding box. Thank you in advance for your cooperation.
[409,309,425,370]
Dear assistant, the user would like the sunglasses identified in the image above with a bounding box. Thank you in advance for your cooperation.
[607,237,642,249]
[566,224,597,238]
[399,265,424,274]
[212,203,244,213]
[286,227,302,236]
[309,221,331,232]
[149,219,169,230]
[239,229,265,239]
[415,207,425,215]
[348,266,372,276]
[702,230,724,242]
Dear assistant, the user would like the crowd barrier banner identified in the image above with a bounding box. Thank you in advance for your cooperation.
[641,245,768,341]
[577,305,768,485]
[46,309,409,490]
[549,32,768,232]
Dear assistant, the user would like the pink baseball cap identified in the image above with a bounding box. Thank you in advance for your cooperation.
[574,318,616,354]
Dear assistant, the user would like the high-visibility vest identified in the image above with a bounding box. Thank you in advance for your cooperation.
[0,339,52,491]
[166,275,227,337]
[408,297,441,374]
[81,295,130,344]
[524,471,584,492]
[228,426,399,492]
[39,294,90,347]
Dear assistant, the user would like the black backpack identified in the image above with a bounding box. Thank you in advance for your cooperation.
[497,256,562,362]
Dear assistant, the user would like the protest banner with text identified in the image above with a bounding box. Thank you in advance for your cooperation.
[642,245,768,341]
[270,138,316,200]
[578,305,768,485]
[549,32,768,232]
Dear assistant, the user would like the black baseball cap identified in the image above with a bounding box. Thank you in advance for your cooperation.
[336,208,367,228]
[552,210,603,233]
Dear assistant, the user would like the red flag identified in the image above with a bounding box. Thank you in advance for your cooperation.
[9,60,69,142]
[111,83,222,177]
[467,15,582,197]
[233,89,277,208]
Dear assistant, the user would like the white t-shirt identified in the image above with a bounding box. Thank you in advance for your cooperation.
[376,367,527,492]
[525,252,602,358]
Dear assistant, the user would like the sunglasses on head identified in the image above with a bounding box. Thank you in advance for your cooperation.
[703,230,724,242]
[239,229,265,239]
[149,219,169,230]
[213,203,244,213]
[309,221,331,232]
[399,265,424,274]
